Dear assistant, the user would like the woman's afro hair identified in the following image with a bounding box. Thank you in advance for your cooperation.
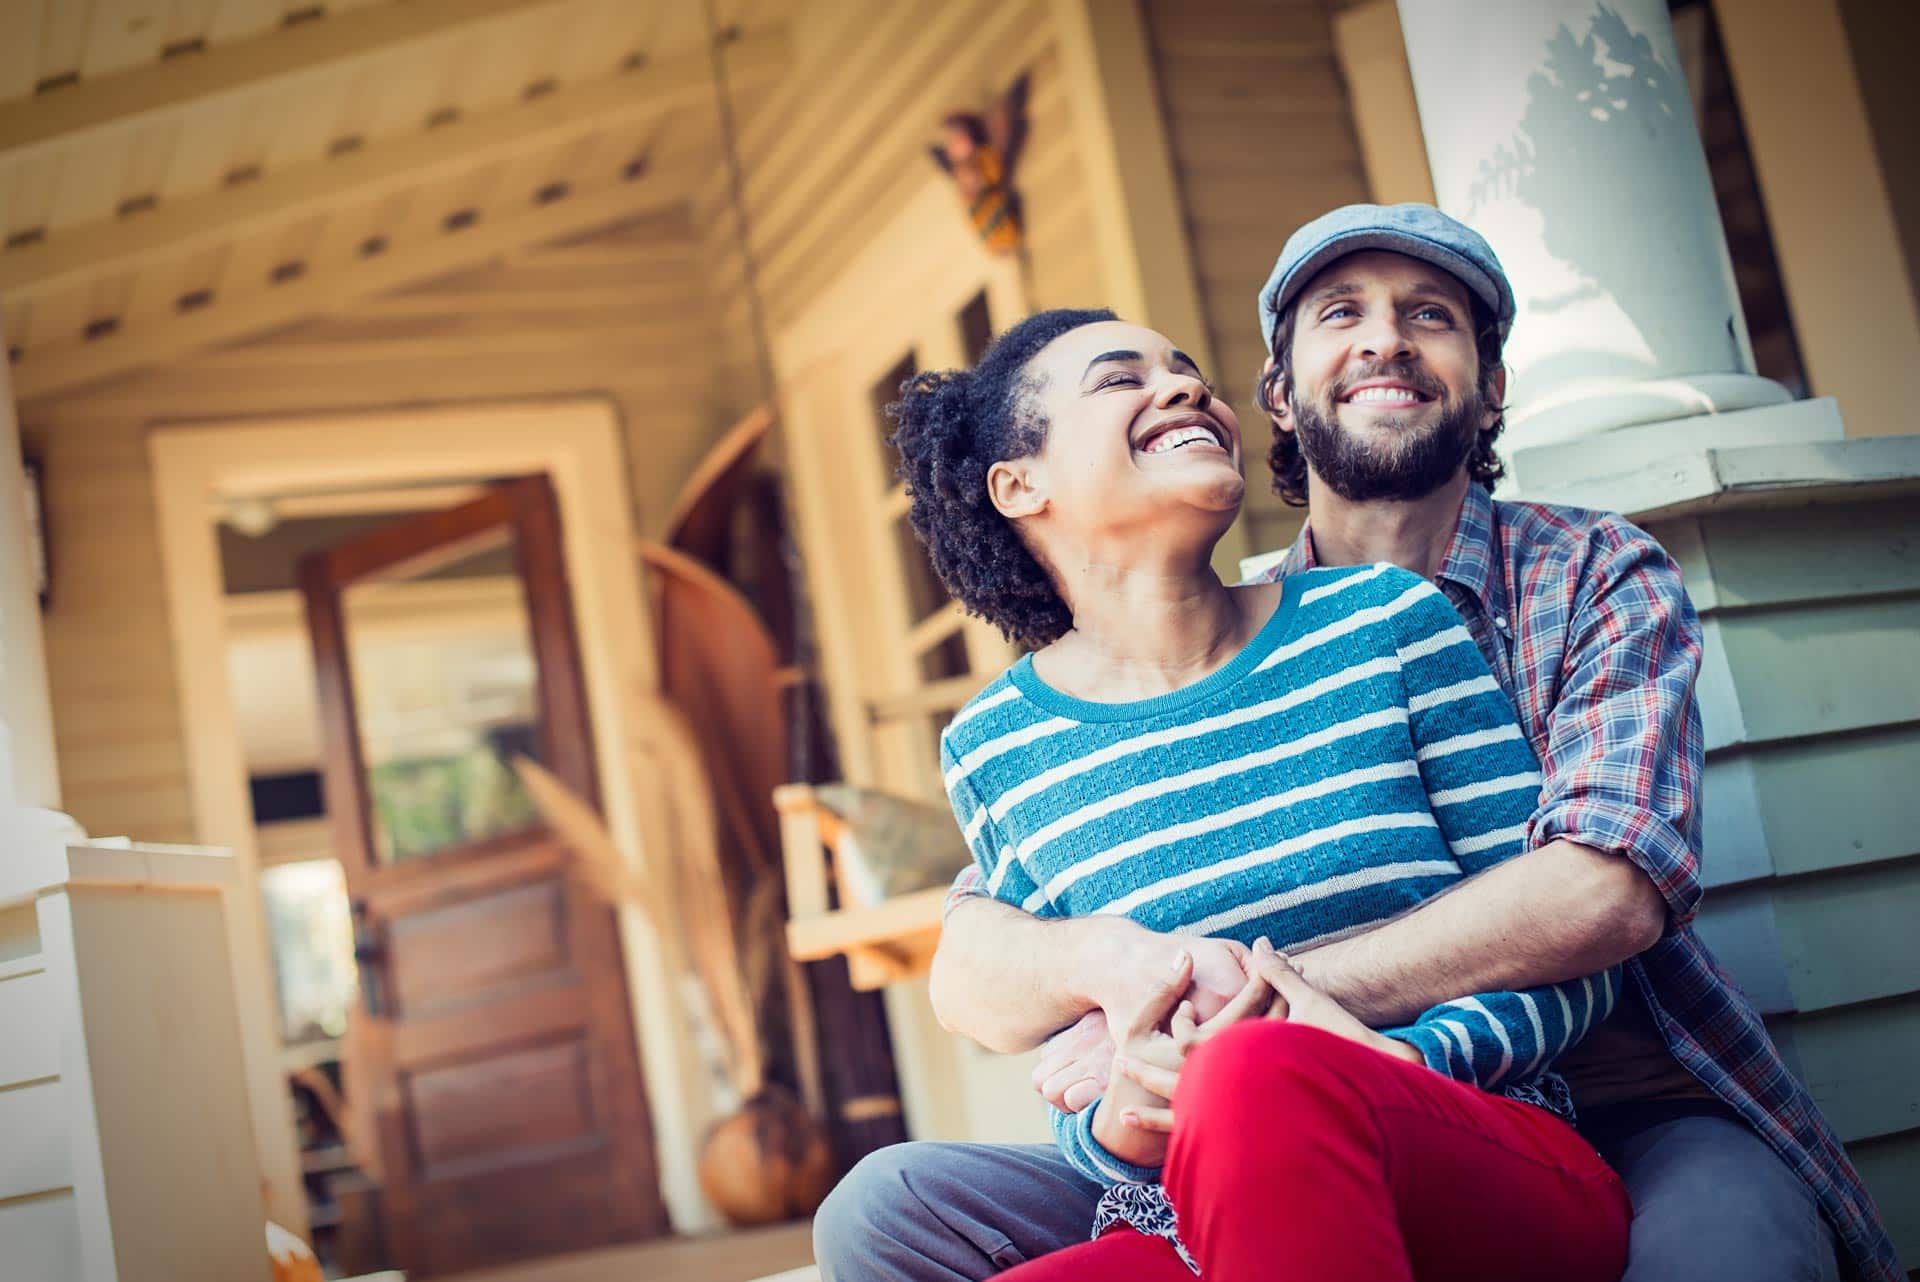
[887,307,1117,648]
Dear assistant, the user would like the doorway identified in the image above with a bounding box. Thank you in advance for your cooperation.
[151,401,716,1270]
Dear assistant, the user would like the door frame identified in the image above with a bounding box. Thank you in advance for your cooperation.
[150,398,714,1239]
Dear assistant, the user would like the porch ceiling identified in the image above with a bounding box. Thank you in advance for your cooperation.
[0,0,796,402]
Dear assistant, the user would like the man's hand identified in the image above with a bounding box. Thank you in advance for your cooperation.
[1034,933,1251,1112]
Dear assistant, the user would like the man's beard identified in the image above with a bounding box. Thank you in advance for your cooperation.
[1289,375,1485,503]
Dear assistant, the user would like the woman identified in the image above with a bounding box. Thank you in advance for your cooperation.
[889,307,1631,1281]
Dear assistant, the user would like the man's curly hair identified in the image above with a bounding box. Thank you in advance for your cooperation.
[888,307,1117,647]
[1255,292,1507,507]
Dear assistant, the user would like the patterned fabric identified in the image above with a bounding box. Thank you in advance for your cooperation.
[941,563,1620,1199]
[943,485,1900,1281]
[1249,486,1898,1282]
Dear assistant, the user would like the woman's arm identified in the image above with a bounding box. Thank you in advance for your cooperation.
[1383,965,1623,1090]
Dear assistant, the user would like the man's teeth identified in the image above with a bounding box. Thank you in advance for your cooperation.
[1142,426,1219,454]
[1347,386,1425,404]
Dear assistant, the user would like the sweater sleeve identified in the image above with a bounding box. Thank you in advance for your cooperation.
[1384,965,1623,1090]
[1050,1099,1162,1187]
[1382,570,1544,873]
[941,741,1047,912]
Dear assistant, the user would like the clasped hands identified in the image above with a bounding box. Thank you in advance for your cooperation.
[1069,937,1420,1168]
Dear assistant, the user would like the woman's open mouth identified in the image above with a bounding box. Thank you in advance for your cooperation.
[1135,414,1230,456]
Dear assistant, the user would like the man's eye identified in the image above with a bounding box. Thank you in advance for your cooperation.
[1320,304,1357,321]
[1414,306,1454,324]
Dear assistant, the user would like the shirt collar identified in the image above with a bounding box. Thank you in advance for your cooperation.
[1268,484,1508,619]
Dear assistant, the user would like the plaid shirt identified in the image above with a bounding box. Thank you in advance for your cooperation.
[945,482,1900,1279]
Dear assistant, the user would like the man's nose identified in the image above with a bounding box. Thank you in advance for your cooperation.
[1154,370,1212,411]
[1355,314,1415,362]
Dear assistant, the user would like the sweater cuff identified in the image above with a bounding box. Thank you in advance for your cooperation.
[1063,1100,1162,1185]
[1382,1026,1469,1084]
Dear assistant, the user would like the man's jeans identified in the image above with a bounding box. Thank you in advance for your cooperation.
[812,1098,1839,1281]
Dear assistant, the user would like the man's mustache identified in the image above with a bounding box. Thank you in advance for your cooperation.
[1325,363,1447,403]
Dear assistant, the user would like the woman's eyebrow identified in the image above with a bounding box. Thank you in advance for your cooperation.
[1171,350,1204,378]
[1082,350,1144,380]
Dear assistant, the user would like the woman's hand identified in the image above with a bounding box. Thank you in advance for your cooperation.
[1093,959,1277,1165]
[1247,937,1425,1065]
[1034,931,1251,1113]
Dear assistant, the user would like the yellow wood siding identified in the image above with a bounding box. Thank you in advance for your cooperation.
[1144,0,1371,558]
[694,0,1102,427]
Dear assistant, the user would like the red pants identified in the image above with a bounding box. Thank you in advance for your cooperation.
[1003,1022,1631,1282]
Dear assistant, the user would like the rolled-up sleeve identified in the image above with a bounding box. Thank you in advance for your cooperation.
[1527,527,1706,927]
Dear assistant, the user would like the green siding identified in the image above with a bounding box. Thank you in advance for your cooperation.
[1780,1000,1920,1144]
[1647,499,1920,1275]
[1847,1131,1920,1271]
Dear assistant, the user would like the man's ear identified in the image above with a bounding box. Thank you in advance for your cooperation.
[1260,356,1293,436]
[1484,362,1508,430]
[987,457,1047,520]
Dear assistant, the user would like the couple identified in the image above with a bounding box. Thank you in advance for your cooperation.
[812,204,1900,1281]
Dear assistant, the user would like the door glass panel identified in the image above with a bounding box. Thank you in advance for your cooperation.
[341,527,543,863]
[259,858,358,1043]
[958,289,994,365]
[918,627,971,684]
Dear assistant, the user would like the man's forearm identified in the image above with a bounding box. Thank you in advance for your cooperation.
[929,898,1157,1053]
[1291,839,1667,1026]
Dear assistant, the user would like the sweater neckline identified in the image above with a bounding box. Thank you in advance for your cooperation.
[1009,581,1303,723]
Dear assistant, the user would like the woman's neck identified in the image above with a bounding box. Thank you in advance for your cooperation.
[1036,551,1271,702]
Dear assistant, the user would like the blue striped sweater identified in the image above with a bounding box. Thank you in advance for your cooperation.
[940,563,1622,1188]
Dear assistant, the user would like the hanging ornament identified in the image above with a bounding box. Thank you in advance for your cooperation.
[930,74,1030,256]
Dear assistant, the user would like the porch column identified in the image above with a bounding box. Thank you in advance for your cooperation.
[1395,0,1791,449]
[0,353,82,854]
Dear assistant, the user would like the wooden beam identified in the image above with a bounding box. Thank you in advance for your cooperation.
[0,32,789,303]
[0,0,569,156]
[11,164,702,402]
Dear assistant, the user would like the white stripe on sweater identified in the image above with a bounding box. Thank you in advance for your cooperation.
[1180,859,1458,937]
[1035,760,1422,902]
[1414,724,1526,764]
[1297,562,1392,606]
[1255,583,1433,673]
[945,715,1077,788]
[1453,995,1515,1083]
[983,658,1401,821]
[1407,674,1500,715]
[1395,623,1475,665]
[1081,812,1439,918]
[1428,772,1542,808]
[1020,710,1407,866]
[1451,822,1530,856]
[1517,991,1549,1078]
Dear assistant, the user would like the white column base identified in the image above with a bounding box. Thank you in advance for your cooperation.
[1506,372,1793,450]
[1507,401,1920,521]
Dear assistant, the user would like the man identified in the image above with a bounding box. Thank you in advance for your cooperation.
[813,204,1900,1282]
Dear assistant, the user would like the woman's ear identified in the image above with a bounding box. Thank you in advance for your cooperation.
[987,457,1047,520]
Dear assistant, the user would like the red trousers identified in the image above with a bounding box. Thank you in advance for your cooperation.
[1003,1022,1631,1282]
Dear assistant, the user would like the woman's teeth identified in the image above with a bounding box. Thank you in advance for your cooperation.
[1142,426,1219,454]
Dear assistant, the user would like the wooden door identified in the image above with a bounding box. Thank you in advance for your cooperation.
[299,475,666,1277]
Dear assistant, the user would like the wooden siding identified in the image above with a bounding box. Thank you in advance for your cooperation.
[1652,497,1920,1267]
[693,0,1106,429]
[1144,0,1371,559]
[22,206,728,844]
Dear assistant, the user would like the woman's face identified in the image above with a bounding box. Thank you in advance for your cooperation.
[997,321,1244,546]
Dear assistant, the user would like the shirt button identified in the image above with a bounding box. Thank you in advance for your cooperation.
[1494,615,1511,632]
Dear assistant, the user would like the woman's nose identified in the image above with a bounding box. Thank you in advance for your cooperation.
[1155,371,1212,411]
